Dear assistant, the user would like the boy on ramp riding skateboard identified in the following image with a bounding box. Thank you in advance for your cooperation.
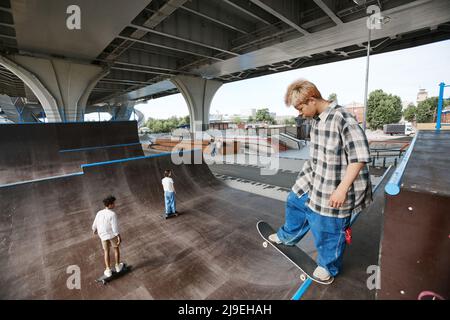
[92,195,125,278]
[162,169,178,219]
[268,80,372,284]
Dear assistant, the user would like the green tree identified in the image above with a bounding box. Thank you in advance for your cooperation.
[144,117,155,132]
[145,116,190,133]
[255,108,275,124]
[366,89,403,130]
[416,97,450,123]
[403,103,417,122]
[416,97,438,123]
[233,116,242,124]
[180,115,190,126]
[328,93,337,102]
[247,116,254,123]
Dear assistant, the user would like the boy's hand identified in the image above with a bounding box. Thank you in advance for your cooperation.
[329,187,347,208]
[329,162,364,209]
[117,235,121,246]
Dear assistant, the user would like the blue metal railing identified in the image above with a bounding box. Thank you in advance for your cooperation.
[384,133,418,196]
[436,82,449,131]
[291,278,313,300]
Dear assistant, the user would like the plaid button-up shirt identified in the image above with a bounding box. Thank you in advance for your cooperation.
[292,101,372,218]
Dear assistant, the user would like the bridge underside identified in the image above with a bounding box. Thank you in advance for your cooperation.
[0,0,449,126]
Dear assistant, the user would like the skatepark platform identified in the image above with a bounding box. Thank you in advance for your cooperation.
[379,130,450,300]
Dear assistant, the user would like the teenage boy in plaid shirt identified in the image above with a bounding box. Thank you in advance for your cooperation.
[269,79,372,284]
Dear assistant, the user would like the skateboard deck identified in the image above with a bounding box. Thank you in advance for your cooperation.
[163,212,178,219]
[95,264,132,285]
[256,221,333,285]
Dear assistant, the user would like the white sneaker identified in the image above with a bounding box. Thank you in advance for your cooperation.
[313,266,331,281]
[268,233,282,244]
[115,262,124,273]
[104,268,112,277]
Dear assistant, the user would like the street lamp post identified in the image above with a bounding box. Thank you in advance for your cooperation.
[359,8,390,131]
[362,25,371,131]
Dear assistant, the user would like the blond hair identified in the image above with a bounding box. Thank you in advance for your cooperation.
[284,79,323,107]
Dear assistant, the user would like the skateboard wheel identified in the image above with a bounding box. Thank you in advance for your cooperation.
[300,274,306,281]
[263,241,268,248]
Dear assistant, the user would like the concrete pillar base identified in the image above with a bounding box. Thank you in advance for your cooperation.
[171,75,222,133]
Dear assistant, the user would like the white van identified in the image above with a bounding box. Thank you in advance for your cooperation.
[405,123,414,136]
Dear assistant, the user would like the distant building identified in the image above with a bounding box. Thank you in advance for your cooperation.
[417,89,428,103]
[344,102,364,123]
[441,106,450,124]
[240,108,256,117]
[209,120,232,130]
[402,101,414,111]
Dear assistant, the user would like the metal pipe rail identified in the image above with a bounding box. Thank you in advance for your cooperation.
[384,133,418,196]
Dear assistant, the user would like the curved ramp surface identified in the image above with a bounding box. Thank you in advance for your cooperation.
[0,150,303,299]
[0,121,143,185]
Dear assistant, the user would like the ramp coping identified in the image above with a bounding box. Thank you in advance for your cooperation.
[81,148,201,168]
[59,142,141,153]
[0,172,84,188]
[384,133,418,195]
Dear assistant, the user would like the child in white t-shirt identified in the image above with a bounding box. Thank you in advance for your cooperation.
[92,195,124,277]
[161,169,178,219]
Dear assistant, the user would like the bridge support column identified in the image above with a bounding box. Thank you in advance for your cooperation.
[171,75,222,133]
[110,101,135,121]
[0,54,107,122]
[85,101,143,125]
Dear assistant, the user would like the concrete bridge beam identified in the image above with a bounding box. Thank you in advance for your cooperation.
[0,54,107,122]
[171,75,222,133]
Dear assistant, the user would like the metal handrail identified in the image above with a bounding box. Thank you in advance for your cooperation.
[436,82,449,131]
[384,133,418,195]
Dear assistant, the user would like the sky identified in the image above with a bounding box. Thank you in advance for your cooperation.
[134,39,450,120]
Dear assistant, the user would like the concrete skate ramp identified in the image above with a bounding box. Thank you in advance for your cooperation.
[379,131,450,300]
[0,150,303,299]
[0,121,143,185]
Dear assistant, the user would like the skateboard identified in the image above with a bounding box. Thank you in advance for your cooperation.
[256,220,333,285]
[95,263,132,285]
[163,212,178,219]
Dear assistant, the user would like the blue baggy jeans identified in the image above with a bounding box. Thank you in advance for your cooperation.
[277,192,351,276]
[164,191,176,215]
